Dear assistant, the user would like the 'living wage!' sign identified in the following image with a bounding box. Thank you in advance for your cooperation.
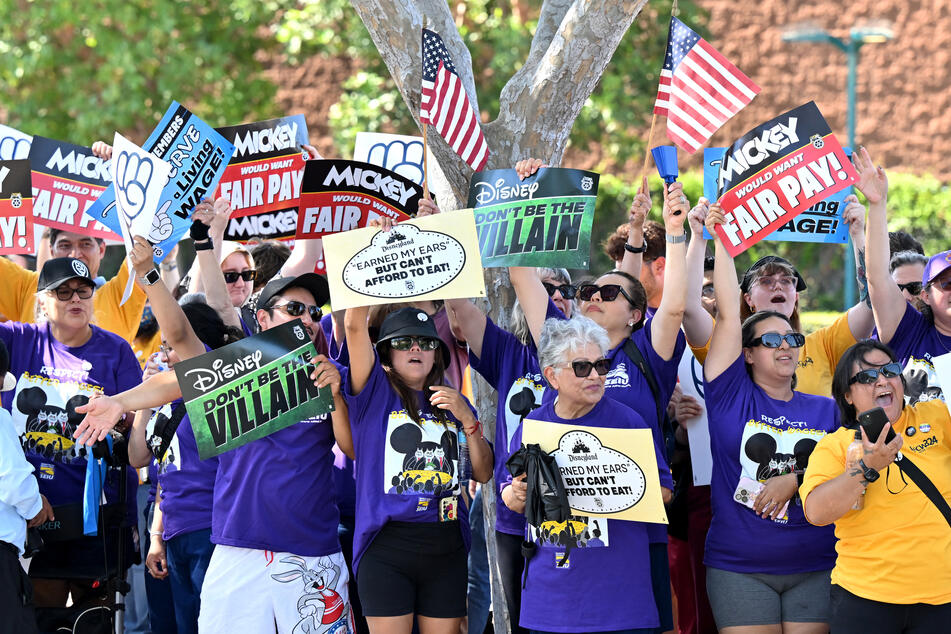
[467,167,598,268]
[712,101,858,256]
[174,320,334,459]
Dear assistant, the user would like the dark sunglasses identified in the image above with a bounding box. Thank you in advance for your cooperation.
[928,277,951,292]
[562,358,612,378]
[577,283,635,305]
[543,282,577,299]
[52,285,94,301]
[848,362,903,385]
[389,336,440,351]
[749,332,805,348]
[223,270,257,283]
[271,300,322,321]
[897,281,923,295]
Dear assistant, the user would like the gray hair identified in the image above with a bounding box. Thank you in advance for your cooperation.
[538,267,571,285]
[510,299,532,346]
[537,316,610,375]
[889,250,928,274]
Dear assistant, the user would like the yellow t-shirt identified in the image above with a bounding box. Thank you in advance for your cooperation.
[688,312,856,397]
[132,329,163,369]
[800,400,951,604]
[0,256,147,345]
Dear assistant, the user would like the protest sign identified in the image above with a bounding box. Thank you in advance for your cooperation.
[295,160,421,240]
[0,160,35,254]
[215,115,309,242]
[86,102,235,263]
[703,146,851,244]
[27,136,119,241]
[354,132,435,186]
[0,124,32,160]
[676,352,712,486]
[466,167,597,268]
[522,419,668,523]
[712,102,858,256]
[173,320,334,459]
[322,210,485,311]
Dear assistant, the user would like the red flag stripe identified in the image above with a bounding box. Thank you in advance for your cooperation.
[695,41,760,95]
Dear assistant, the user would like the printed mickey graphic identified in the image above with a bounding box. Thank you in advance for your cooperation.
[743,432,816,480]
[389,422,458,495]
[16,386,88,463]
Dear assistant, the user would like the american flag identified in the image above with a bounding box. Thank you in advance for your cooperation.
[653,18,760,153]
[421,28,489,171]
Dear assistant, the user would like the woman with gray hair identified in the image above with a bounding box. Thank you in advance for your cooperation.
[503,316,671,633]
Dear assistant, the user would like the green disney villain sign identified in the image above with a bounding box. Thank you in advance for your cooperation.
[174,319,334,459]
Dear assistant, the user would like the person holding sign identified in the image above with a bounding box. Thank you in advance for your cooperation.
[503,316,671,633]
[702,207,839,633]
[800,340,951,632]
[343,303,492,634]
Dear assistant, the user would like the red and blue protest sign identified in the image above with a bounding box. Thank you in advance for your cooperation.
[712,102,858,257]
[0,159,35,254]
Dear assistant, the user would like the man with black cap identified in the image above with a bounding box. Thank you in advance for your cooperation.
[255,273,331,355]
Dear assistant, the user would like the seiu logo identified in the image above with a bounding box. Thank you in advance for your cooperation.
[909,435,937,453]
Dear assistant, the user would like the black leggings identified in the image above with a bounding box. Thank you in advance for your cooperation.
[830,585,951,634]
[495,531,528,634]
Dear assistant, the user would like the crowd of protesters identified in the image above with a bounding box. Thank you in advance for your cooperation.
[0,138,948,634]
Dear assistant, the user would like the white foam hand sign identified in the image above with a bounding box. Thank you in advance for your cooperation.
[149,201,175,242]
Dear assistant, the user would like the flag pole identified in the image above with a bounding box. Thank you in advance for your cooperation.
[422,123,431,201]
[640,112,658,184]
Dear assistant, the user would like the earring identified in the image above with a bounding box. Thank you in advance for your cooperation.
[627,321,634,327]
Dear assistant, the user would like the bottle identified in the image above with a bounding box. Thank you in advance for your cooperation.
[846,429,865,510]
[457,427,472,483]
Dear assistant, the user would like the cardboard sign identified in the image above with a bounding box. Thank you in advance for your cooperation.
[0,160,35,254]
[86,102,235,263]
[295,160,421,240]
[466,167,598,268]
[703,147,851,244]
[713,102,858,256]
[27,136,119,241]
[0,124,32,160]
[353,132,435,186]
[522,419,668,523]
[173,320,334,459]
[322,210,486,311]
[215,115,309,242]
[676,352,712,486]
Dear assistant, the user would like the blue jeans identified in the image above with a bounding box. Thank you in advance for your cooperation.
[467,487,490,634]
[165,528,214,634]
[142,500,176,634]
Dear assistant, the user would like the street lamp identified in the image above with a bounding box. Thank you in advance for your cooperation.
[782,20,894,310]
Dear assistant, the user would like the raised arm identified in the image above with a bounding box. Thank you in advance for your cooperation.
[73,370,183,445]
[509,267,550,346]
[281,238,323,278]
[841,195,875,340]
[682,199,714,347]
[309,356,354,459]
[191,203,242,331]
[856,148,903,344]
[343,305,373,394]
[649,182,689,360]
[616,175,650,278]
[703,205,742,381]
[127,407,156,469]
[445,298,487,358]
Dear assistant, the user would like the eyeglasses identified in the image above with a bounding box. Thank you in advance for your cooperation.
[701,284,715,299]
[51,285,94,301]
[223,270,257,284]
[577,283,635,305]
[749,332,805,348]
[389,336,440,351]
[897,281,923,295]
[543,282,577,299]
[848,362,903,385]
[270,301,322,321]
[928,277,951,292]
[753,275,797,290]
[559,358,612,378]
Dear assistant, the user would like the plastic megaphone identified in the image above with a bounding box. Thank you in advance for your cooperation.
[651,145,679,184]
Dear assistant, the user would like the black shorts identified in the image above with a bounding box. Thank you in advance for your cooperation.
[830,584,951,633]
[357,520,467,618]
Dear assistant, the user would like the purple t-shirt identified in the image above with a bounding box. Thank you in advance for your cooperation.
[703,355,838,574]
[344,356,475,577]
[332,444,356,518]
[470,317,548,536]
[0,321,141,520]
[156,399,218,540]
[514,397,662,632]
[211,362,341,556]
[887,303,951,404]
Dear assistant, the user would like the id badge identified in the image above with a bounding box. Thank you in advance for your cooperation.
[439,496,458,522]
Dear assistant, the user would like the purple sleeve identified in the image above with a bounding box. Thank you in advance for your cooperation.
[636,317,687,403]
[498,419,523,494]
[545,297,566,320]
[115,340,144,394]
[886,302,927,356]
[703,353,752,430]
[343,353,389,424]
[468,317,505,389]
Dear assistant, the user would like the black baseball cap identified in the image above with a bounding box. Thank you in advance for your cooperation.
[37,257,96,293]
[740,256,806,293]
[0,339,14,392]
[256,274,330,311]
[375,307,450,366]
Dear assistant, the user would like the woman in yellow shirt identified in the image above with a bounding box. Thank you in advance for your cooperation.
[800,340,951,633]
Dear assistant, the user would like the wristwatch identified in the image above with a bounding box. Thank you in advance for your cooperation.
[140,269,161,286]
[624,240,647,254]
[665,232,688,244]
[858,459,880,483]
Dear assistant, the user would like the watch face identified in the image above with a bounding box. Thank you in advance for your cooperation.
[144,269,160,285]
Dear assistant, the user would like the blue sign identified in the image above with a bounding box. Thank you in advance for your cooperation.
[702,146,852,244]
[85,103,235,262]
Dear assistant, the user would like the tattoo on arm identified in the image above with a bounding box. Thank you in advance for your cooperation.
[857,249,871,308]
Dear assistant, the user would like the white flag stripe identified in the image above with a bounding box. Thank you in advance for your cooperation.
[670,103,717,138]
[679,70,740,120]
[680,55,747,111]
[672,82,728,129]
[666,119,703,152]
[696,41,758,100]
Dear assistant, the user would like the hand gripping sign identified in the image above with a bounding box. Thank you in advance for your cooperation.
[712,102,858,257]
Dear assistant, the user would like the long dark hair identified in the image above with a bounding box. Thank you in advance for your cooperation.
[831,340,904,428]
[181,302,244,350]
[378,340,449,426]
[740,310,798,390]
[596,269,648,331]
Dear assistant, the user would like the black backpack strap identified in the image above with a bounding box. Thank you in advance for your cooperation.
[622,337,664,428]
[895,452,951,528]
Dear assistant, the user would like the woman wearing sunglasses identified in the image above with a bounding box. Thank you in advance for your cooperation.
[343,304,492,634]
[503,316,672,633]
[703,207,839,633]
[801,340,951,632]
